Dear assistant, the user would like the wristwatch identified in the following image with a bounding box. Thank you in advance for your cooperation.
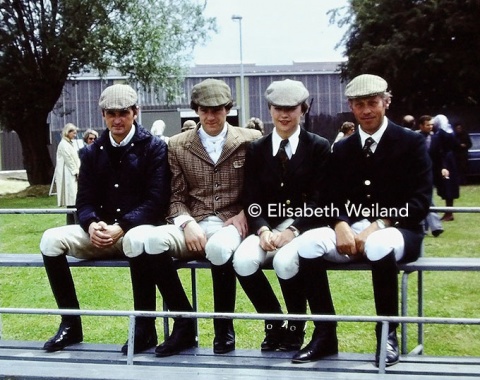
[376,219,386,229]
[287,225,300,237]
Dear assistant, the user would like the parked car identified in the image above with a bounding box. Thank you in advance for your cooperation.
[467,133,480,177]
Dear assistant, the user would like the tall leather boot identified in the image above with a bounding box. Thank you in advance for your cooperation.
[211,259,236,354]
[121,252,158,355]
[148,253,197,357]
[372,252,399,367]
[292,257,338,363]
[278,274,306,351]
[42,254,83,352]
[237,269,285,351]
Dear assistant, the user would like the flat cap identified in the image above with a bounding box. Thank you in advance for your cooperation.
[265,79,309,107]
[190,79,233,107]
[99,84,137,110]
[345,74,388,99]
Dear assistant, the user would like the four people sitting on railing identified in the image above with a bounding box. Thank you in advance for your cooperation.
[39,74,432,368]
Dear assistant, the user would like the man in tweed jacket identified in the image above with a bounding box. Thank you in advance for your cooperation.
[123,79,261,357]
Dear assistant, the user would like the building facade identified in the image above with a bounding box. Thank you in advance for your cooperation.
[1,62,350,170]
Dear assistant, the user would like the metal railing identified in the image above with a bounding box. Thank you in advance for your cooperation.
[1,307,480,373]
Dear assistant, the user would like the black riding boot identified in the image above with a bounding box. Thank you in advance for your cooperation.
[211,259,236,354]
[121,252,158,355]
[42,254,83,352]
[237,268,285,351]
[148,253,197,357]
[292,257,338,363]
[371,252,400,367]
[278,274,306,351]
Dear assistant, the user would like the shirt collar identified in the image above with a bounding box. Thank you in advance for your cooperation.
[272,126,301,158]
[198,123,228,143]
[109,124,136,147]
[358,117,388,153]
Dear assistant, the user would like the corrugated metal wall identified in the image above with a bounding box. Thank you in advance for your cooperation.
[1,70,348,170]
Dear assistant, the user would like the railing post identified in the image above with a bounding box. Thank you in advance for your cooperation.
[126,315,136,365]
[377,321,389,374]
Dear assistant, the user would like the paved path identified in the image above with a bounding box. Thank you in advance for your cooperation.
[0,170,29,195]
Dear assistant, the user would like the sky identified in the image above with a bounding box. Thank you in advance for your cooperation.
[191,0,350,66]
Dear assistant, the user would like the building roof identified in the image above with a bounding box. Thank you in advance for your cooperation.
[187,61,342,77]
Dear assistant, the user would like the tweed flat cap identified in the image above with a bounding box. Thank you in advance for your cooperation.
[99,84,137,110]
[190,79,233,107]
[265,79,309,107]
[345,74,388,99]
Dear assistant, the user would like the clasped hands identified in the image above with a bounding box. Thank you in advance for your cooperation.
[88,221,124,248]
[334,220,380,257]
[259,228,296,252]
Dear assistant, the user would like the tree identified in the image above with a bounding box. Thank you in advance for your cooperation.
[329,0,480,115]
[0,0,216,185]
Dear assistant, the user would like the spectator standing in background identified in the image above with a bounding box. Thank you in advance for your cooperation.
[151,119,169,144]
[433,114,461,221]
[402,115,416,130]
[78,129,99,161]
[181,119,197,132]
[55,123,81,224]
[453,123,472,185]
[331,121,355,150]
[245,117,265,135]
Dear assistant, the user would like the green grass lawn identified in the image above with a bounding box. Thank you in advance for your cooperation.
[1,185,480,356]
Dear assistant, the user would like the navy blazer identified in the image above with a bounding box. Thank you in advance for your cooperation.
[243,128,330,234]
[329,121,432,262]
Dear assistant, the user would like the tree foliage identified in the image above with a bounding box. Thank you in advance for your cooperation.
[0,0,216,184]
[330,0,480,114]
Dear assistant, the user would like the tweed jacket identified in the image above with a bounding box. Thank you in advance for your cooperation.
[167,124,261,222]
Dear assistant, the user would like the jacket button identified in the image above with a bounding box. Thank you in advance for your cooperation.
[364,180,371,186]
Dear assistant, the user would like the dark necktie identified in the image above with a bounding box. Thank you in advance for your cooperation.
[363,137,375,158]
[276,139,289,175]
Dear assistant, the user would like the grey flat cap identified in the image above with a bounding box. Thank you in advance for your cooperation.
[345,74,388,99]
[190,79,233,107]
[99,84,137,110]
[265,79,309,107]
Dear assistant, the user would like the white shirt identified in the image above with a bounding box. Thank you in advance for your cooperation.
[271,125,301,158]
[109,124,136,147]
[358,117,388,153]
[198,123,228,164]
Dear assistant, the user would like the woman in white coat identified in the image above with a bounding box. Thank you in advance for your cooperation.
[55,123,81,223]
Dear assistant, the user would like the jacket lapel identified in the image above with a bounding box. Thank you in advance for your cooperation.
[185,128,214,164]
[288,129,308,173]
[216,125,240,166]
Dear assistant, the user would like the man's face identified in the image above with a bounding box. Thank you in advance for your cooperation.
[196,105,229,136]
[103,108,136,142]
[269,105,303,136]
[419,119,434,134]
[349,95,387,134]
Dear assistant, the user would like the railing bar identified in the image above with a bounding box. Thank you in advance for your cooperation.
[1,308,480,325]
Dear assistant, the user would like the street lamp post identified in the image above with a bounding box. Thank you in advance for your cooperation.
[231,15,246,127]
